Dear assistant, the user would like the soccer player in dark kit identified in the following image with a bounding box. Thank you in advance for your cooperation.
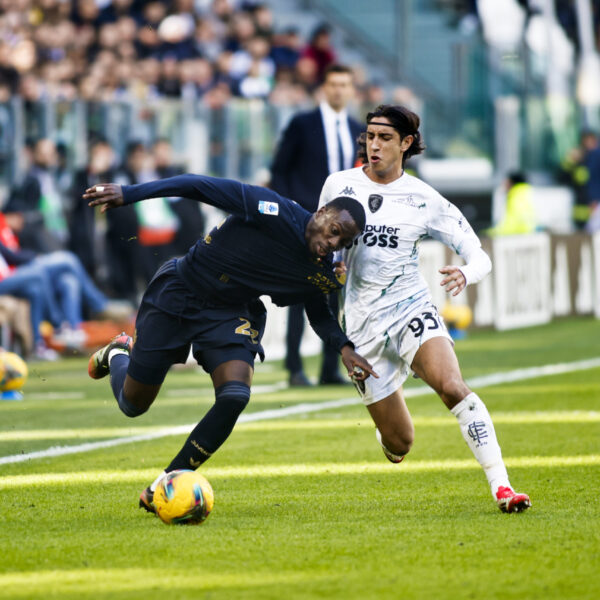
[83,174,376,513]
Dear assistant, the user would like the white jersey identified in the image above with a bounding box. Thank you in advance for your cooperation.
[319,167,487,345]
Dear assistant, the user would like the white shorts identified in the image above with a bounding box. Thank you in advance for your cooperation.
[353,301,453,405]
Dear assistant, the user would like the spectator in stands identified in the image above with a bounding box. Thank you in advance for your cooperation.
[562,130,600,230]
[5,138,69,253]
[105,142,142,303]
[157,13,197,61]
[251,2,275,39]
[137,57,162,100]
[270,64,363,386]
[99,0,137,25]
[55,142,72,200]
[582,130,600,232]
[486,172,537,237]
[117,142,178,285]
[0,240,59,360]
[70,138,117,279]
[193,17,224,62]
[300,23,337,84]
[158,55,182,97]
[0,211,133,355]
[0,0,346,104]
[180,57,216,99]
[235,36,275,98]
[0,295,33,358]
[136,1,168,58]
[294,55,320,92]
[224,10,256,53]
[152,138,205,256]
[0,41,20,97]
[270,27,302,73]
[269,68,310,106]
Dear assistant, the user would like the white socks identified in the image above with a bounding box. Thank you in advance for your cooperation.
[451,392,510,497]
[108,348,129,364]
[150,471,167,492]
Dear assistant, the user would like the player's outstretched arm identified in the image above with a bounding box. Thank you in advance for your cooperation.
[340,344,378,381]
[85,174,267,219]
[84,183,124,213]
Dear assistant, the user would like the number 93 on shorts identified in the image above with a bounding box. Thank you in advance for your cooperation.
[353,302,453,405]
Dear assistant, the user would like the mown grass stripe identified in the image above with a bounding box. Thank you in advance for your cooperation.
[1,357,599,466]
[1,455,598,488]
[0,569,327,594]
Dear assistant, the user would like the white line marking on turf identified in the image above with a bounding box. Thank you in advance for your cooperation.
[1,357,599,466]
[0,398,356,465]
[24,392,85,400]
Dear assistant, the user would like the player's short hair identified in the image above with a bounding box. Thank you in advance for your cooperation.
[328,196,366,232]
[324,64,353,80]
[357,104,426,165]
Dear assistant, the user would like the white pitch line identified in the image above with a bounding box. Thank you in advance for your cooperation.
[1,356,599,466]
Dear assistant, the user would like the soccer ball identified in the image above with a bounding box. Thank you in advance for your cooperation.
[153,470,214,525]
[0,351,28,392]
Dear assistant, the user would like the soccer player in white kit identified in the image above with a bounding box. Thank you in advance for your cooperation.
[319,105,531,513]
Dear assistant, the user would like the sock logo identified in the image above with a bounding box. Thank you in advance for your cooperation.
[191,440,212,457]
[467,421,488,445]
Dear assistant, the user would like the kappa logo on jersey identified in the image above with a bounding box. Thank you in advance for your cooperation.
[258,200,279,215]
[368,194,383,213]
[339,186,356,196]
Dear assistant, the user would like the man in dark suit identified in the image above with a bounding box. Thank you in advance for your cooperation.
[270,64,363,386]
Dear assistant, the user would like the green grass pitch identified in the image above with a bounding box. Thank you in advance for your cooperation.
[1,316,599,599]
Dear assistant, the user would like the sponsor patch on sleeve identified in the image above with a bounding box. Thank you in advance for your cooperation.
[258,200,279,216]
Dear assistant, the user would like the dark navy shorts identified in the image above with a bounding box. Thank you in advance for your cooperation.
[128,260,266,385]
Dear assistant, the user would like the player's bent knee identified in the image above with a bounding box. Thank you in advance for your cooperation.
[439,377,470,405]
[382,429,414,457]
[117,389,150,418]
[395,434,414,457]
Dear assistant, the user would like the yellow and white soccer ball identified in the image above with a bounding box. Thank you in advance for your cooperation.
[154,470,214,525]
[0,351,28,392]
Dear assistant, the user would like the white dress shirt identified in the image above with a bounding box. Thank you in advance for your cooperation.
[320,101,355,174]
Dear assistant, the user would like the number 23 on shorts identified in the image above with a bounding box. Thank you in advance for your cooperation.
[235,318,259,344]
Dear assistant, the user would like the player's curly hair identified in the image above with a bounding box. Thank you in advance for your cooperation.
[356,104,426,166]
[328,196,366,232]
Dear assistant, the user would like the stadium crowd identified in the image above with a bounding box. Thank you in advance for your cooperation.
[0,0,349,106]
[0,0,404,362]
[0,0,599,364]
[0,134,207,360]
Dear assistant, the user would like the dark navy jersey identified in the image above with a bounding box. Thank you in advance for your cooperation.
[122,174,351,351]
